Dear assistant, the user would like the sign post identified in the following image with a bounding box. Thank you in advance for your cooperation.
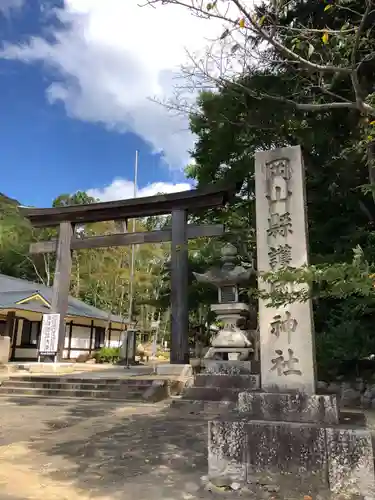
[38,313,61,362]
[120,329,137,369]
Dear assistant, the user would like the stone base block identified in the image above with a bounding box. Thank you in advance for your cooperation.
[208,420,247,481]
[182,387,243,402]
[0,336,10,364]
[208,419,375,499]
[245,421,328,496]
[194,374,260,390]
[156,364,192,377]
[238,392,339,425]
[327,427,375,499]
[203,360,259,375]
[170,399,236,420]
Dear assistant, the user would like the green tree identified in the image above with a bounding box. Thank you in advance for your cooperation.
[52,191,98,207]
[179,13,375,373]
[0,193,35,279]
[151,0,375,159]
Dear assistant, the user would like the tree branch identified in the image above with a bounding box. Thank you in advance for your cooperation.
[352,1,373,67]
[315,86,353,104]
[258,93,358,111]
[142,0,237,25]
[145,0,375,118]
[358,200,374,223]
[230,0,352,75]
[10,249,47,286]
[276,25,356,35]
[335,4,362,17]
[146,0,353,76]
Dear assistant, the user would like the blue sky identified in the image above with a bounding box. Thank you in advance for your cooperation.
[0,0,223,207]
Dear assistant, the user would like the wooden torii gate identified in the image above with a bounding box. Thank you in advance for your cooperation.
[21,184,236,364]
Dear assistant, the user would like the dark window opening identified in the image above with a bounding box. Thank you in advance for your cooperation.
[21,320,41,346]
[94,327,105,350]
[140,333,150,343]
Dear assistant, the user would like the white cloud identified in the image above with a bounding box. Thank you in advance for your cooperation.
[0,0,23,14]
[0,0,227,169]
[87,178,192,202]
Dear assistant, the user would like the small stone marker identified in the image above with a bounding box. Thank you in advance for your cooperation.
[255,146,316,394]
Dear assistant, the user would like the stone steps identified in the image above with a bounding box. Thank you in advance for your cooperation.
[1,375,154,385]
[0,386,145,400]
[0,376,168,402]
[1,379,152,389]
[0,382,146,391]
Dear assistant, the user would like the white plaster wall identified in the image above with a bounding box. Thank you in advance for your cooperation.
[0,336,10,363]
[70,325,91,349]
[64,324,91,359]
[68,350,87,358]
[108,330,122,348]
[64,323,70,348]
[15,319,23,346]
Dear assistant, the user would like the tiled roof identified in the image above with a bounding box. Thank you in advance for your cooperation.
[0,274,125,324]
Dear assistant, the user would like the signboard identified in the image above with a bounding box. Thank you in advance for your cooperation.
[39,313,60,356]
[120,329,137,365]
[126,329,136,363]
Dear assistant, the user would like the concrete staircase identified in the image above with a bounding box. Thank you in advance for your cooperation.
[0,375,169,402]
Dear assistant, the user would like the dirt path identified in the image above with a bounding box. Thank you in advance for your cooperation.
[2,396,375,500]
[0,397,208,500]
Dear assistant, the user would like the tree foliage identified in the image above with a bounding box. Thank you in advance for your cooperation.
[165,0,375,373]
[52,191,98,207]
[4,0,375,368]
[0,193,172,340]
[150,0,375,116]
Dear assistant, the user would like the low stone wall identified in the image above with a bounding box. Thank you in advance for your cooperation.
[318,379,375,408]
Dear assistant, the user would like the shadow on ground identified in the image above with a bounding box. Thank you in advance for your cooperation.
[4,396,374,499]
[1,397,209,499]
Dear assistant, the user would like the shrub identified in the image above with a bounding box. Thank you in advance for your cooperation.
[93,347,121,364]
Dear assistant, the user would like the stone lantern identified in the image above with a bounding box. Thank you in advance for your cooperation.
[194,243,254,361]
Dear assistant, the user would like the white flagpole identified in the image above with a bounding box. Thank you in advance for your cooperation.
[128,150,138,325]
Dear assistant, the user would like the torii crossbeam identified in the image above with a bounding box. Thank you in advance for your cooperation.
[21,184,237,364]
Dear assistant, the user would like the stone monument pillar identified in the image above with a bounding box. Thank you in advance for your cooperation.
[206,146,375,499]
[255,145,316,394]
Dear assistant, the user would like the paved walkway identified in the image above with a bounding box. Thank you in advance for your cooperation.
[0,396,210,500]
